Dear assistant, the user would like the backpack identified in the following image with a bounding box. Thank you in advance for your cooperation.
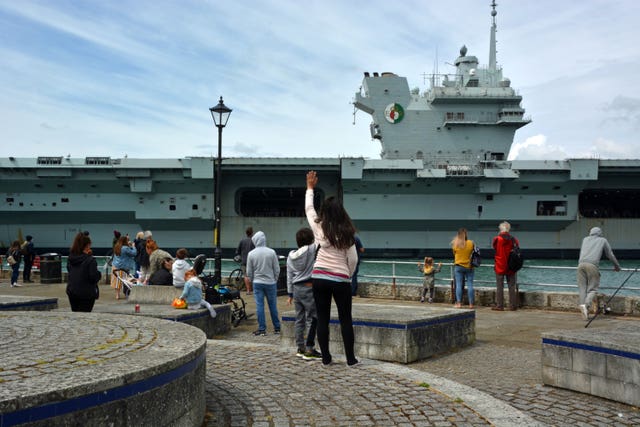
[506,236,524,272]
[470,244,481,267]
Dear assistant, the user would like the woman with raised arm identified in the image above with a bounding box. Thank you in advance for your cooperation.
[305,170,359,366]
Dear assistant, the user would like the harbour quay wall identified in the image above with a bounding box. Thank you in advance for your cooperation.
[358,281,640,316]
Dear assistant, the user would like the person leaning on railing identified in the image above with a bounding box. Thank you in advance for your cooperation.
[576,227,621,320]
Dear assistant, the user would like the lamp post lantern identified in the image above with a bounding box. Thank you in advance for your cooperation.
[209,96,232,286]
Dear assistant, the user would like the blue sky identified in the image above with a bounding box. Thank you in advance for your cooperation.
[1,0,639,160]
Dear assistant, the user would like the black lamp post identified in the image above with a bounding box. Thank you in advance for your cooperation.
[209,96,232,286]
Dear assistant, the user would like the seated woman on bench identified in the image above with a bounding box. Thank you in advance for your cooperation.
[149,257,174,286]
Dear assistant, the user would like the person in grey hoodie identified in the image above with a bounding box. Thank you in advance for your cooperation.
[245,231,281,335]
[577,227,621,320]
[286,228,321,360]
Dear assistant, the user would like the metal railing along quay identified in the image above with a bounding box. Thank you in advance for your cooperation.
[358,260,640,296]
[17,256,639,296]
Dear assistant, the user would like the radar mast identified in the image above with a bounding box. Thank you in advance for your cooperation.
[489,0,498,72]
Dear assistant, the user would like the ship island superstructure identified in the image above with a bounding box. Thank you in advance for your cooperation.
[2,2,640,258]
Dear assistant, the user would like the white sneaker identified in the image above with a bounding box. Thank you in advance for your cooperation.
[579,304,589,320]
[12,282,22,287]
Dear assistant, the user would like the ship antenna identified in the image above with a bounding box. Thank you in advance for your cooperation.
[489,0,498,71]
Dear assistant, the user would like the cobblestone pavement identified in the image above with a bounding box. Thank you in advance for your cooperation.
[205,327,640,427]
[205,339,494,427]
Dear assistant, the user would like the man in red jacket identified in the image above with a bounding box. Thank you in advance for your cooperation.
[492,221,519,311]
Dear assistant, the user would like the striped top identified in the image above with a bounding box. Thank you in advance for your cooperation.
[305,189,357,283]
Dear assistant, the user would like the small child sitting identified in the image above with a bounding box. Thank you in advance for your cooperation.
[417,257,442,303]
[286,227,321,360]
[179,269,217,318]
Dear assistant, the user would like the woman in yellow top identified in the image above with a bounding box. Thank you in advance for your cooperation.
[451,228,475,308]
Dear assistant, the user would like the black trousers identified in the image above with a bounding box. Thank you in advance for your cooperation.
[312,278,356,365]
[68,296,96,312]
[23,259,33,280]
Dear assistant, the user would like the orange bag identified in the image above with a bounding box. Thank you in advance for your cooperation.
[172,298,187,309]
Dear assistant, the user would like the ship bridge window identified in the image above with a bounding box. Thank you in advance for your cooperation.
[537,201,567,216]
[579,189,640,218]
[236,187,324,217]
[37,156,62,165]
[85,157,111,165]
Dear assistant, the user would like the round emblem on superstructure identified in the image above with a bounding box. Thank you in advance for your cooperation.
[384,103,405,124]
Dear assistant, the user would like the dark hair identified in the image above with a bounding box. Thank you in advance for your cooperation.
[11,240,20,249]
[146,238,158,254]
[26,235,33,241]
[315,196,355,249]
[70,232,91,255]
[246,226,253,237]
[176,248,188,259]
[113,235,129,256]
[295,227,314,248]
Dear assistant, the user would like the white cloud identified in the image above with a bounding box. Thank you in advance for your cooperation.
[509,134,568,160]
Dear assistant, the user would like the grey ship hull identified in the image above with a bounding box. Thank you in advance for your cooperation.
[2,157,639,259]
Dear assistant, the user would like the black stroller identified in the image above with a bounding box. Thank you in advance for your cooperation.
[193,255,248,327]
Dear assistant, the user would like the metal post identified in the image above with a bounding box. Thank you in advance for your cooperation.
[214,124,223,287]
[209,96,231,287]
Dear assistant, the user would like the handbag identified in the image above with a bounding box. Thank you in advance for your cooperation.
[172,297,187,309]
[7,255,16,265]
[470,245,481,268]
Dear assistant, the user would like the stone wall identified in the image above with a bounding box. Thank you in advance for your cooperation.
[357,282,640,316]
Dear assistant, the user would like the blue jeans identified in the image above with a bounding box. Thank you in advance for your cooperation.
[11,263,20,284]
[253,282,280,332]
[454,265,475,305]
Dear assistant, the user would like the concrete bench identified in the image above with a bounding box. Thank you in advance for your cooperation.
[0,295,58,311]
[281,303,475,363]
[95,285,232,338]
[542,324,640,406]
[0,311,206,426]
